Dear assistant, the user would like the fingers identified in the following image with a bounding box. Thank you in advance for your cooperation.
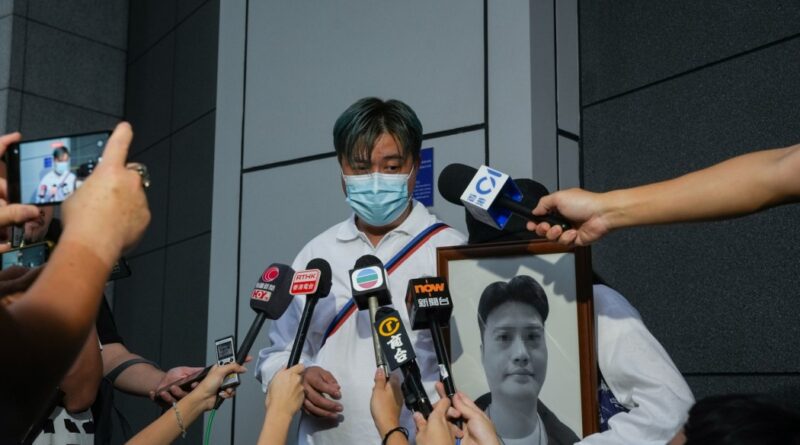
[303,384,342,418]
[288,363,305,374]
[314,371,341,399]
[157,389,177,404]
[434,381,448,401]
[303,397,341,418]
[0,205,42,227]
[0,133,21,158]
[168,385,189,399]
[413,411,427,431]
[99,122,133,166]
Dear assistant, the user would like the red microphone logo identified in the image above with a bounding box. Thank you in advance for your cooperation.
[290,269,321,296]
[262,266,280,282]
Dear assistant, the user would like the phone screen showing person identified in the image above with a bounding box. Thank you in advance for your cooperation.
[6,130,110,205]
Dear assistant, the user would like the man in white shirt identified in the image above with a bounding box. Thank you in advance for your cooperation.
[36,145,76,204]
[257,97,465,445]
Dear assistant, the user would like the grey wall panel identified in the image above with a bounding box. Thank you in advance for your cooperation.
[178,0,207,22]
[127,0,176,62]
[125,33,174,153]
[580,0,800,105]
[685,375,800,407]
[242,0,484,168]
[6,15,26,90]
[557,135,579,190]
[24,21,125,115]
[19,93,118,138]
[128,139,170,255]
[27,0,128,48]
[530,0,557,192]
[162,235,211,369]
[114,249,166,367]
[487,0,532,179]
[206,0,246,442]
[555,0,579,136]
[0,16,11,90]
[168,111,215,242]
[172,0,218,131]
[583,38,800,374]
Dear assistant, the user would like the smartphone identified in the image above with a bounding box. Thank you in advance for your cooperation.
[6,130,110,205]
[215,335,240,390]
[0,242,50,269]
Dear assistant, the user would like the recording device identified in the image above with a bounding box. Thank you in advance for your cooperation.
[288,258,333,366]
[215,335,240,390]
[350,254,393,376]
[155,264,296,397]
[0,242,50,269]
[6,130,110,205]
[406,277,456,398]
[438,163,570,230]
[374,306,432,417]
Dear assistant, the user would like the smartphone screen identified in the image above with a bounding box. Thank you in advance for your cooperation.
[0,242,50,269]
[6,131,110,205]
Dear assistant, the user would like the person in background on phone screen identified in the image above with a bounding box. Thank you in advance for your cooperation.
[36,144,77,204]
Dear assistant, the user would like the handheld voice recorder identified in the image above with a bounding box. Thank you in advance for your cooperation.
[215,335,240,390]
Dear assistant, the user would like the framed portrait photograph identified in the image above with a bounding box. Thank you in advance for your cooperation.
[437,240,598,442]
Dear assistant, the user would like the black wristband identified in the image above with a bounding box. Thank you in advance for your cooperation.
[106,358,160,383]
[382,426,409,445]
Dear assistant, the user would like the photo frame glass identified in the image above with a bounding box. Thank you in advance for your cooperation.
[438,241,597,440]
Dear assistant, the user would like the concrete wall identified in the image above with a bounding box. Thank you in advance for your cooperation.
[113,1,219,443]
[580,0,800,403]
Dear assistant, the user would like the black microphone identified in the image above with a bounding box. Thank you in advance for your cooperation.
[158,264,295,405]
[438,163,570,230]
[237,263,296,364]
[374,306,433,418]
[350,254,393,376]
[287,258,333,366]
[406,277,456,399]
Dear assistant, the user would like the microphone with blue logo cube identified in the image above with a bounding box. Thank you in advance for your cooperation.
[350,254,393,376]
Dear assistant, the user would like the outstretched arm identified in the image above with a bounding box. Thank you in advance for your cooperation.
[529,144,800,245]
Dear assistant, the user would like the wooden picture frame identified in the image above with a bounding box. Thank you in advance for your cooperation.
[437,239,599,439]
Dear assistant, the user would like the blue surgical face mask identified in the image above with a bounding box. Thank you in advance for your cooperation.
[54,161,70,175]
[343,168,413,227]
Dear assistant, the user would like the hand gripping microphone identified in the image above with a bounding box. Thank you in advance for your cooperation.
[157,264,295,404]
[350,254,393,377]
[287,258,333,366]
[438,163,570,230]
[374,306,433,418]
[406,277,456,399]
[212,263,295,409]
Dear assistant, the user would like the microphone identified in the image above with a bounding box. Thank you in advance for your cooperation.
[237,263,296,364]
[350,254,393,377]
[287,258,333,366]
[438,163,570,230]
[406,277,456,398]
[155,264,295,402]
[374,306,433,418]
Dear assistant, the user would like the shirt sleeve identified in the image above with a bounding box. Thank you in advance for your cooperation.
[579,285,694,445]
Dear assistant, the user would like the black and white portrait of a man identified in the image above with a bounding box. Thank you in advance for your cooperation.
[474,275,579,445]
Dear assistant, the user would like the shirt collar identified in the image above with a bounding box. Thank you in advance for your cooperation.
[336,200,425,242]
